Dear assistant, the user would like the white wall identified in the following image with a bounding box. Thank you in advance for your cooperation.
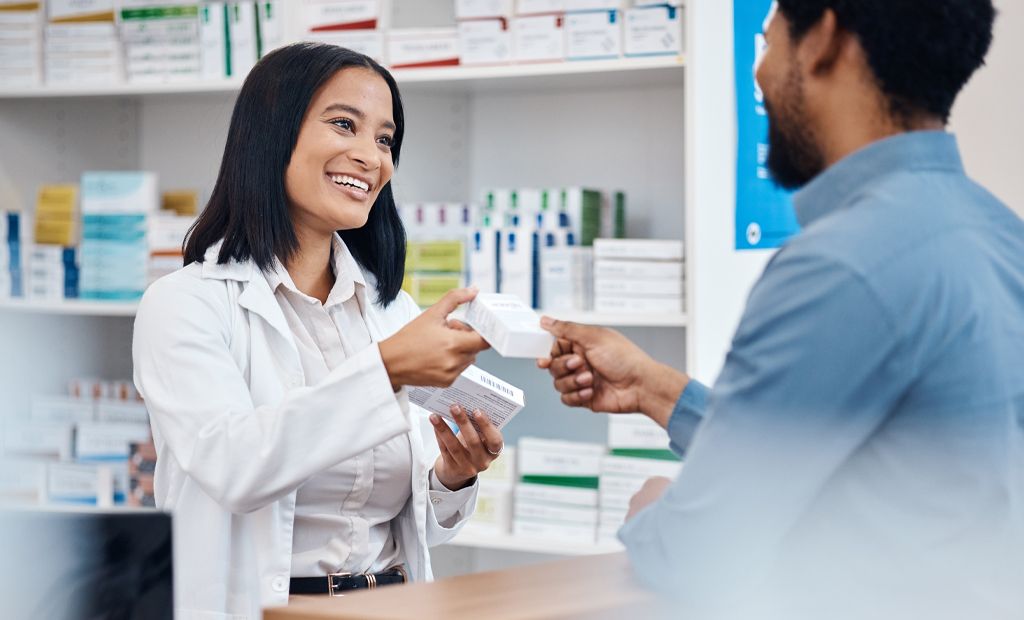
[951,0,1024,217]
[686,0,773,384]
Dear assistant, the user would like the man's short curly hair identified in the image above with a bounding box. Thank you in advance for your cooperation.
[776,0,996,124]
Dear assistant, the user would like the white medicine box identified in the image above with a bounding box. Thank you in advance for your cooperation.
[565,10,621,60]
[388,28,460,69]
[624,4,682,57]
[303,0,381,33]
[512,14,565,62]
[458,18,512,65]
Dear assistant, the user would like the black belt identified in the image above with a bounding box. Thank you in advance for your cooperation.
[289,565,408,596]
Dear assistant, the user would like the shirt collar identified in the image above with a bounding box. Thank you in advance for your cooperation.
[792,131,964,228]
[266,233,366,307]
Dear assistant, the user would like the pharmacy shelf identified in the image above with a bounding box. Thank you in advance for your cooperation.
[0,298,138,317]
[0,298,685,326]
[445,528,624,556]
[0,56,685,99]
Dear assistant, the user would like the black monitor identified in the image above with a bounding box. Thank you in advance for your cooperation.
[0,507,173,620]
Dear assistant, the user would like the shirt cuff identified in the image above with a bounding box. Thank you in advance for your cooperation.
[667,379,709,457]
[428,469,478,527]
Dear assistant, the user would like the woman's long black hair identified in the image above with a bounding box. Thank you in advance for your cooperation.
[184,42,407,306]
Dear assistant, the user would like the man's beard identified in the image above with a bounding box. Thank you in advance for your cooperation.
[764,67,825,190]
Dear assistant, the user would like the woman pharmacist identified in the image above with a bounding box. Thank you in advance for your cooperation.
[132,43,503,620]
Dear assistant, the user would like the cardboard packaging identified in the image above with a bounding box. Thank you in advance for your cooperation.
[388,28,460,69]
[593,237,684,261]
[512,14,565,62]
[624,4,682,57]
[565,9,621,60]
[304,0,381,32]
[458,17,512,66]
[408,364,525,430]
[450,292,554,358]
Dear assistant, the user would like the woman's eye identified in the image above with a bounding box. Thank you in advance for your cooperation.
[330,118,354,131]
[377,135,394,148]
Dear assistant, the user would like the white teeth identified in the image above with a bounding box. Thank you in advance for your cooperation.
[329,174,369,191]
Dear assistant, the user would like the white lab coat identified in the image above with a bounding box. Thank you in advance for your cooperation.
[132,244,478,620]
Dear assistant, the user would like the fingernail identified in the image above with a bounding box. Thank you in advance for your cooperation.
[566,356,581,370]
[429,414,440,424]
[449,404,459,415]
[540,316,553,327]
[474,410,483,420]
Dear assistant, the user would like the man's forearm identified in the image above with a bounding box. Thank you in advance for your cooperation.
[639,362,690,429]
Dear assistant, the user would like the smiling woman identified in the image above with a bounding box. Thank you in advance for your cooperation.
[133,43,504,620]
[184,44,407,305]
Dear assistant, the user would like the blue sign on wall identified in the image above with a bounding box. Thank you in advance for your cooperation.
[734,0,800,250]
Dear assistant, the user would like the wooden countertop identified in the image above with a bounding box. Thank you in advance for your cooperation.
[264,553,674,620]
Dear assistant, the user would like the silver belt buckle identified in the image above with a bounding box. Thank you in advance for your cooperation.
[327,571,352,597]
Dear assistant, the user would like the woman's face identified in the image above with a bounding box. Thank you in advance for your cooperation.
[285,67,397,237]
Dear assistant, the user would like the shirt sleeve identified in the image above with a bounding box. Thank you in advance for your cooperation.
[667,379,710,457]
[619,250,906,606]
[427,470,479,528]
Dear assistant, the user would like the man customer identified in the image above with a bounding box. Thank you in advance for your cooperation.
[540,1,1023,618]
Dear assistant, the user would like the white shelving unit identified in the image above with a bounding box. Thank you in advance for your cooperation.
[0,298,139,317]
[0,298,685,327]
[445,529,623,556]
[0,56,684,99]
[1,0,764,579]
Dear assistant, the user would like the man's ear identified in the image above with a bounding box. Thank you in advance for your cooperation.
[797,9,847,76]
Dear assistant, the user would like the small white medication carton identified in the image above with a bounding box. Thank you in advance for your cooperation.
[408,365,525,431]
[451,293,555,358]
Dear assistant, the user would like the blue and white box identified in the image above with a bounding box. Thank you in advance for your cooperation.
[79,172,157,301]
[624,4,682,57]
[565,10,621,60]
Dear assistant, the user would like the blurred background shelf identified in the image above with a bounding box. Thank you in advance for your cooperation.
[445,529,623,556]
[0,299,139,317]
[0,56,685,99]
[0,299,685,327]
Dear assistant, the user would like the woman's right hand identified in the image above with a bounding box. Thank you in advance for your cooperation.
[379,287,490,389]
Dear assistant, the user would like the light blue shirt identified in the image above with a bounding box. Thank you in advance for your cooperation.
[619,132,1024,618]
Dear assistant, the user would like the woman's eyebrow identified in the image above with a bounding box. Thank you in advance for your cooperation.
[322,102,396,132]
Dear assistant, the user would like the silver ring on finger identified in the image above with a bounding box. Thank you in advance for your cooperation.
[486,444,503,458]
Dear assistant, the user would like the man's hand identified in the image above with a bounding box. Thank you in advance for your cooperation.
[537,317,688,428]
[626,476,673,521]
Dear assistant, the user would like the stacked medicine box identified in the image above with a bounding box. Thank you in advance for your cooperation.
[512,1,566,64]
[2,211,27,298]
[147,210,195,285]
[29,184,80,301]
[0,3,43,87]
[598,414,682,542]
[1,380,150,507]
[461,447,517,536]
[592,238,684,314]
[513,437,604,542]
[45,1,121,86]
[119,4,202,83]
[400,203,472,306]
[79,171,158,301]
[455,0,513,67]
[475,187,624,310]
[302,0,386,65]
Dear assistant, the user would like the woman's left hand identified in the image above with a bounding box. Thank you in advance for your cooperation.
[430,404,504,490]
